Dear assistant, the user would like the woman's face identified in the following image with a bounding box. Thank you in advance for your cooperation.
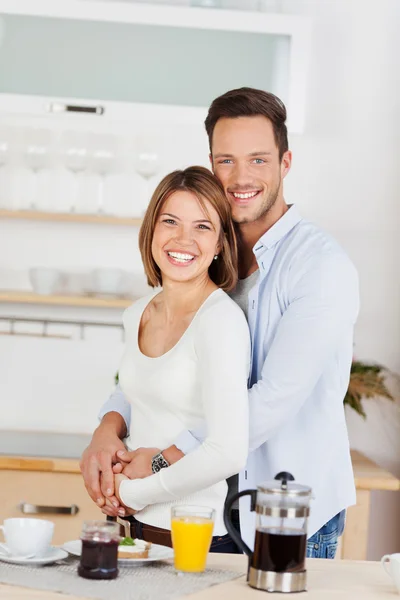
[151,190,221,286]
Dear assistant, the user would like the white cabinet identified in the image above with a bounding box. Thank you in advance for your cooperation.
[0,0,311,132]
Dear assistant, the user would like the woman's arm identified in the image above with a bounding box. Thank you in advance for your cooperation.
[118,301,250,510]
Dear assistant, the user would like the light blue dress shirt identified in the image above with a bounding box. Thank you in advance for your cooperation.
[99,205,359,543]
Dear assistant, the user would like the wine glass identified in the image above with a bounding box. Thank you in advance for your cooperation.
[134,134,161,214]
[0,127,10,208]
[23,128,53,210]
[59,130,90,213]
[90,133,118,214]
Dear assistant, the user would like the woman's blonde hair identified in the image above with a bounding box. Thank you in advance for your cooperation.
[139,166,238,291]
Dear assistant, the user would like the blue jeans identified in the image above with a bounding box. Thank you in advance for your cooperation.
[306,510,346,559]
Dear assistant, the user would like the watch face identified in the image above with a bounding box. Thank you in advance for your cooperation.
[152,453,169,474]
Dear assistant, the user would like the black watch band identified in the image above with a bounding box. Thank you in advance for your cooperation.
[151,452,170,474]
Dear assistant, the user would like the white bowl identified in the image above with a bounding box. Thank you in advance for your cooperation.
[90,268,127,296]
[29,268,62,295]
[60,271,90,296]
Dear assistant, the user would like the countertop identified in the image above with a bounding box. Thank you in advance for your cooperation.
[0,555,396,599]
[0,430,91,460]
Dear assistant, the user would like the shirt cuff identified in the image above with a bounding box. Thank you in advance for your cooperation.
[174,430,202,455]
[119,479,147,511]
[119,474,175,511]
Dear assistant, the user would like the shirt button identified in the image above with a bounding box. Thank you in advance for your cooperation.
[314,544,319,550]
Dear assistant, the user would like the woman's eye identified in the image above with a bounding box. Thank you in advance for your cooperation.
[163,219,176,225]
[197,224,211,230]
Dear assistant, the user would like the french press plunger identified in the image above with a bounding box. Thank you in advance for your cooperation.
[224,472,312,593]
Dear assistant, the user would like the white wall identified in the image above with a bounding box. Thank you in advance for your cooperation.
[0,0,399,560]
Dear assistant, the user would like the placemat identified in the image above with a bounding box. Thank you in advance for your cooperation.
[0,556,245,600]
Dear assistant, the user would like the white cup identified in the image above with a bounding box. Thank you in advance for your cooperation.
[382,553,400,594]
[0,518,54,558]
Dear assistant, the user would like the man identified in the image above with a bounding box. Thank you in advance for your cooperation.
[80,87,359,558]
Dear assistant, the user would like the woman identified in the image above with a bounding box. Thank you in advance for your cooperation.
[107,166,250,550]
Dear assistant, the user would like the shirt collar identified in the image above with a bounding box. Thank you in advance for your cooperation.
[253,204,302,257]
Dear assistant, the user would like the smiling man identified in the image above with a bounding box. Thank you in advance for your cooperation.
[80,87,359,559]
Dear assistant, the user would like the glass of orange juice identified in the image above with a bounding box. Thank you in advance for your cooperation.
[171,505,215,573]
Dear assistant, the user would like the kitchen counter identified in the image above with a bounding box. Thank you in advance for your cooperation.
[0,430,91,460]
[0,555,395,599]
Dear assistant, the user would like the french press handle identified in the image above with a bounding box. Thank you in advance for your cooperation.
[223,472,295,557]
[223,489,257,557]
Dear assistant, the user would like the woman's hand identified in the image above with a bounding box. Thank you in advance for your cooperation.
[102,495,137,517]
[112,448,160,479]
[99,473,137,518]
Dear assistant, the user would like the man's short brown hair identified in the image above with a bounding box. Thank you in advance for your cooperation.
[139,166,238,291]
[205,87,288,160]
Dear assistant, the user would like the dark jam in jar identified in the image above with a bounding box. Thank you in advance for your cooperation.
[78,538,119,580]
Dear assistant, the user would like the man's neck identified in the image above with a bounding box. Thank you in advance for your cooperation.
[237,201,289,279]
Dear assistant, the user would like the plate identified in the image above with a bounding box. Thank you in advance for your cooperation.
[0,546,68,566]
[62,539,174,566]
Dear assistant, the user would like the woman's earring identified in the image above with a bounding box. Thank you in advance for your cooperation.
[213,255,218,260]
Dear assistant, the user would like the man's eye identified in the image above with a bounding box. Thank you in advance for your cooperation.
[219,159,233,164]
[253,158,265,164]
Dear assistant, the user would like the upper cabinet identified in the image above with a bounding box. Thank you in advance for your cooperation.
[0,1,312,132]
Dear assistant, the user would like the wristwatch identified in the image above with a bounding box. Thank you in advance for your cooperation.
[151,452,170,474]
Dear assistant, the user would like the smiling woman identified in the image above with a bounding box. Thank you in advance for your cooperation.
[105,166,251,551]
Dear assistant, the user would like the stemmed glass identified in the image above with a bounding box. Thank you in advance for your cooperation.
[59,130,90,213]
[0,127,10,208]
[23,128,52,210]
[90,133,118,214]
[134,134,161,214]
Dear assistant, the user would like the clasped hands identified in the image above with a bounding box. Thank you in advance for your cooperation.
[100,447,160,518]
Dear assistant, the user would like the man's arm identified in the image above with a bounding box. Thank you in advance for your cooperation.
[97,383,131,432]
[247,253,359,452]
[80,385,132,512]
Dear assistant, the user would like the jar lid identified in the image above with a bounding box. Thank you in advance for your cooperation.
[258,472,312,497]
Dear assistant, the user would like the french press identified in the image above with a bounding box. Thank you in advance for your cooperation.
[224,472,312,593]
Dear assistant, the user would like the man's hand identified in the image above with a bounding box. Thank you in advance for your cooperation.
[113,448,160,480]
[80,412,128,508]
[101,474,138,517]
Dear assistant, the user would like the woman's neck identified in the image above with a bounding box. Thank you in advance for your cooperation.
[158,277,218,321]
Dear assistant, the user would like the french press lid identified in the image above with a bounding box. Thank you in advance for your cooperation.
[258,471,312,497]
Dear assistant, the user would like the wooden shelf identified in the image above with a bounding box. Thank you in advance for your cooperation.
[0,209,142,227]
[0,291,132,309]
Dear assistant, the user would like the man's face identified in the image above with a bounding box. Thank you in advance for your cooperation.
[210,116,291,224]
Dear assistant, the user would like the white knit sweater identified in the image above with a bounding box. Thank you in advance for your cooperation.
[118,289,250,535]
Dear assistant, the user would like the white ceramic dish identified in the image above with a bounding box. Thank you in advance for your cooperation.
[29,268,62,295]
[62,539,174,566]
[0,546,68,566]
[88,268,128,296]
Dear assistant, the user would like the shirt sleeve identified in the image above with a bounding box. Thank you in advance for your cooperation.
[119,299,250,510]
[247,253,359,452]
[97,384,132,432]
[174,427,204,455]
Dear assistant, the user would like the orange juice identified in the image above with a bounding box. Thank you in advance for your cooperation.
[171,516,214,572]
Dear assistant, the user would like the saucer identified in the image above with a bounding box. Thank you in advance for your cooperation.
[0,546,68,566]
